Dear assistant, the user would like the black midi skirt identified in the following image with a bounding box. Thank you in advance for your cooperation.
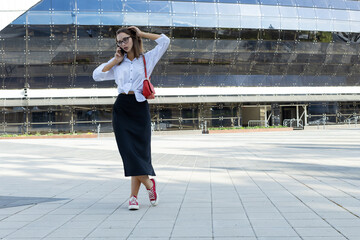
[112,94,155,177]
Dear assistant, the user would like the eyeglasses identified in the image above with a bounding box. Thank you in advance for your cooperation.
[116,36,130,47]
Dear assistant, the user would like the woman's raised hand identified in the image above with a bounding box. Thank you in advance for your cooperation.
[128,26,143,37]
[114,47,124,64]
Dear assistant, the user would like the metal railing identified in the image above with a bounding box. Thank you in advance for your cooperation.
[346,116,359,128]
[308,116,328,129]
[283,118,304,128]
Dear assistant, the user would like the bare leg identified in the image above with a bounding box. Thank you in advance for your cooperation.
[130,176,141,197]
[135,175,153,189]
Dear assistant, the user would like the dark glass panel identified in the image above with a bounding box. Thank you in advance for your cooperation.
[257,41,278,52]
[303,63,323,75]
[4,107,26,123]
[326,42,349,54]
[94,106,113,122]
[293,53,310,64]
[75,106,97,122]
[308,54,326,63]
[3,52,25,65]
[251,63,271,75]
[349,64,360,75]
[171,39,195,56]
[346,74,360,85]
[269,63,288,75]
[77,26,100,52]
[286,63,305,75]
[51,51,74,64]
[321,64,338,75]
[308,102,337,115]
[194,40,215,53]
[294,42,317,54]
[238,40,258,52]
[230,63,252,74]
[272,53,291,63]
[74,64,96,88]
[51,64,73,88]
[335,64,351,76]
[172,27,195,39]
[2,25,26,52]
[316,32,333,43]
[280,31,297,41]
[28,64,51,89]
[52,25,75,52]
[254,52,275,63]
[261,29,280,41]
[296,31,316,42]
[215,40,239,54]
[28,25,51,51]
[181,105,199,130]
[217,28,240,40]
[240,29,260,40]
[194,28,216,39]
[3,65,25,89]
[30,106,53,124]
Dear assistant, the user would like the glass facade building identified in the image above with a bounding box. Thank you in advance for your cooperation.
[1,0,360,133]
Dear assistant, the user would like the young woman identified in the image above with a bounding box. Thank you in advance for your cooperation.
[92,26,170,210]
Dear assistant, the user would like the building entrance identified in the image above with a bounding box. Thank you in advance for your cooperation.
[280,105,307,129]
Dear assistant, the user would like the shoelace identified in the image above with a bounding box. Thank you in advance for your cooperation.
[148,188,155,200]
[129,196,138,205]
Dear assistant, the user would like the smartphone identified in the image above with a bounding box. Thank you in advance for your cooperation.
[116,48,124,65]
[119,48,125,56]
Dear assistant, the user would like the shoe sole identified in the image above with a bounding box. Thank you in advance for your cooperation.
[128,205,139,210]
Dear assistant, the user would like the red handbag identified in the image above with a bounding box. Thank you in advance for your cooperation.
[142,55,155,99]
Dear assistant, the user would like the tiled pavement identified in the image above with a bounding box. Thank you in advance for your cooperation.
[0,129,360,240]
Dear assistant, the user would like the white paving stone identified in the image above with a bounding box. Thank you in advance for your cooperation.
[0,129,359,239]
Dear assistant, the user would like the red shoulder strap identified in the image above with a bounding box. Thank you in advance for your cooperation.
[142,55,148,79]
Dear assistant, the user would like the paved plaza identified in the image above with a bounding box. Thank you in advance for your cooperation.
[0,129,360,240]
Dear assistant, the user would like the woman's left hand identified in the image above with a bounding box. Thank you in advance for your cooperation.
[128,26,143,38]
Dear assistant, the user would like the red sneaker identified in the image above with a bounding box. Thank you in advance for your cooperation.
[147,179,159,206]
[128,195,139,210]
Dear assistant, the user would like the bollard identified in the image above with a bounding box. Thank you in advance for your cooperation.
[97,124,101,139]
[202,121,209,134]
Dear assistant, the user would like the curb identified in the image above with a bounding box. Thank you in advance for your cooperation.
[0,134,98,140]
[209,127,293,134]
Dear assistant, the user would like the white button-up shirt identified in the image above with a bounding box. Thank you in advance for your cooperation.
[92,34,170,102]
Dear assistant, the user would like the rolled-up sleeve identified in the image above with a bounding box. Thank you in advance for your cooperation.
[92,57,116,82]
[145,34,170,76]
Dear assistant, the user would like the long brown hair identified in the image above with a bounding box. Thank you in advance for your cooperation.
[116,28,143,59]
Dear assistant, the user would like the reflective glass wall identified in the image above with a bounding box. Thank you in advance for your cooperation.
[1,0,360,133]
